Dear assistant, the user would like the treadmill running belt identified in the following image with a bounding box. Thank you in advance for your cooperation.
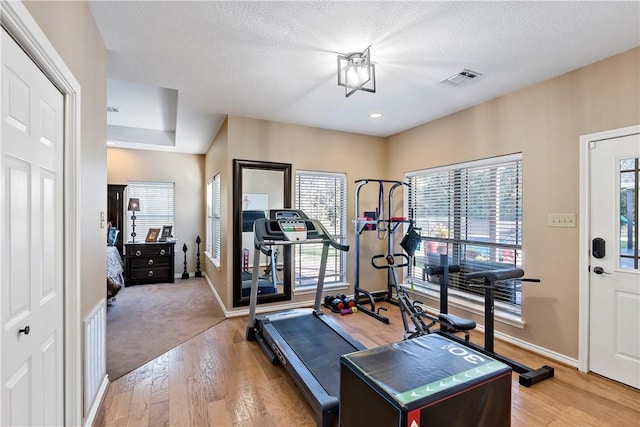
[274,315,359,398]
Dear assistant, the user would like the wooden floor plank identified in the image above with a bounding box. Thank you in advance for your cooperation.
[207,399,233,427]
[168,359,190,426]
[126,368,152,427]
[94,305,640,427]
[149,352,170,405]
[147,400,169,427]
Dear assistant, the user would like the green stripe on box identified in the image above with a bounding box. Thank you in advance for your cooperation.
[394,361,507,405]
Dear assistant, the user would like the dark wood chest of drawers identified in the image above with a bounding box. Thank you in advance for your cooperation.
[124,242,175,285]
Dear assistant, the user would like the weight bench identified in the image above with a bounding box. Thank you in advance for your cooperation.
[462,267,554,387]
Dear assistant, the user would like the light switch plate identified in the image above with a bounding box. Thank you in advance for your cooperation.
[548,213,576,227]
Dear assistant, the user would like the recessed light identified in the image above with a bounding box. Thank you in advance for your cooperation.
[369,112,382,119]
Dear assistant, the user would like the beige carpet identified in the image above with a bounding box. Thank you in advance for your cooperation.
[106,277,225,380]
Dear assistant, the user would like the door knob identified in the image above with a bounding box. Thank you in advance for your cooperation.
[593,266,610,275]
[19,326,30,335]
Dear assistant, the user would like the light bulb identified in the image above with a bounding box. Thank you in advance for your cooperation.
[357,65,369,84]
[347,66,359,86]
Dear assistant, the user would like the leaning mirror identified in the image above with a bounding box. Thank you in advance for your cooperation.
[233,159,292,307]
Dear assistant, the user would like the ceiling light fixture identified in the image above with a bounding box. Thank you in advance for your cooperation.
[369,112,382,119]
[337,47,376,98]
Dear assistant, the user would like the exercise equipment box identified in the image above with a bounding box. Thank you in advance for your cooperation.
[340,334,512,427]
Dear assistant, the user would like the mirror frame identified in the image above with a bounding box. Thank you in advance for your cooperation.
[232,159,292,307]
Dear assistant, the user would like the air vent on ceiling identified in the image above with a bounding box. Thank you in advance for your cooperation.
[106,106,120,113]
[441,69,482,86]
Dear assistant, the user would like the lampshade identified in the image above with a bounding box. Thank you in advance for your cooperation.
[337,47,376,98]
[127,198,140,212]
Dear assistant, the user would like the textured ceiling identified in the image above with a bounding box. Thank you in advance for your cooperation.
[89,1,640,154]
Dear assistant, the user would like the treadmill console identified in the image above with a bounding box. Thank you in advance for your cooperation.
[270,209,308,241]
[269,209,309,221]
[254,209,330,246]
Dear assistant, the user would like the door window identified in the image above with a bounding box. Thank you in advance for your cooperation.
[619,157,638,270]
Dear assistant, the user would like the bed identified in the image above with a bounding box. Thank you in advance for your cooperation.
[107,227,125,300]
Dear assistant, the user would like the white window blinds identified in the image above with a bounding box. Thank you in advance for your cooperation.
[295,171,347,288]
[126,182,175,241]
[206,179,213,254]
[406,154,523,315]
[205,174,221,261]
[213,174,221,261]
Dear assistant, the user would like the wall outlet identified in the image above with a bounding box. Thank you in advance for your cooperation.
[548,213,576,228]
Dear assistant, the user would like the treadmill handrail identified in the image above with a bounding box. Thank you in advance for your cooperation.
[248,216,350,329]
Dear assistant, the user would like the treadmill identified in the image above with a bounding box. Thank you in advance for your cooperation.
[245,209,366,427]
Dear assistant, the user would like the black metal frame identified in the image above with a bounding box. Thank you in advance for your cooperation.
[246,212,365,427]
[353,179,410,324]
[421,255,554,387]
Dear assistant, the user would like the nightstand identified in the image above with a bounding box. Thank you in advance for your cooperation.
[124,242,176,285]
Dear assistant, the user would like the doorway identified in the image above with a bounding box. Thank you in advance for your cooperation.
[579,125,640,389]
[0,2,82,425]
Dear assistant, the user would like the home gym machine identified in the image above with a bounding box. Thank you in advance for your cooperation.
[353,179,410,324]
[246,209,366,427]
[393,224,477,341]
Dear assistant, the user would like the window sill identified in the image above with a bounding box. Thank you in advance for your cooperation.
[294,282,350,296]
[400,283,525,329]
[205,252,221,270]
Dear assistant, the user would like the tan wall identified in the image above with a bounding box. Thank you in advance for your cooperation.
[25,0,638,363]
[387,47,640,358]
[107,148,205,274]
[204,119,229,302]
[204,116,388,313]
[23,1,107,317]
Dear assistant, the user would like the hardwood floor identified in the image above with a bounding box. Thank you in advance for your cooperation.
[94,303,639,426]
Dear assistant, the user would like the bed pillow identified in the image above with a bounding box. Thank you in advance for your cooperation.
[107,227,119,246]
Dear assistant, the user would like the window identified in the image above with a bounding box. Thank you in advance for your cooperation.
[295,171,347,289]
[206,174,221,262]
[126,181,175,241]
[406,154,523,317]
[620,157,638,270]
[206,179,213,253]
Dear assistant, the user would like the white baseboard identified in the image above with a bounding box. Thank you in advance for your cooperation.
[82,375,109,427]
[203,273,314,318]
[413,299,577,368]
[491,329,579,368]
[202,274,577,367]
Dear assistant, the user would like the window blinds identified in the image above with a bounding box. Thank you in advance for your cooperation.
[406,154,523,314]
[295,171,347,287]
[213,174,221,260]
[206,179,212,253]
[126,182,175,241]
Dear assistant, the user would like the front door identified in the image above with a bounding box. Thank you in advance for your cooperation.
[588,131,640,389]
[1,29,64,425]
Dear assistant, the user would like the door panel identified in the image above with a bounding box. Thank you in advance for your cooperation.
[5,158,31,325]
[1,29,64,425]
[589,133,640,389]
[4,363,31,426]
